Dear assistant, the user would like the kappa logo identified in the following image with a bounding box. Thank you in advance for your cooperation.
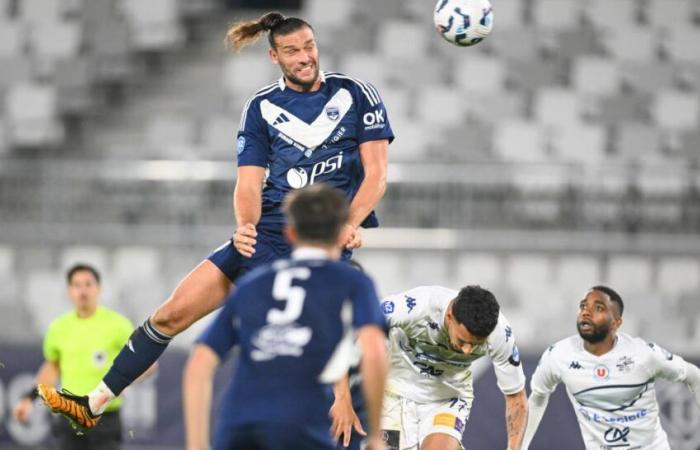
[505,325,512,341]
[405,295,416,313]
[569,361,583,370]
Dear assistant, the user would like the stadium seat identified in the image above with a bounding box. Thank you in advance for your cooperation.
[118,276,167,323]
[59,246,110,274]
[635,164,686,197]
[645,0,694,30]
[377,20,429,60]
[19,0,64,24]
[602,26,657,62]
[550,124,607,164]
[547,27,601,59]
[665,27,700,64]
[463,92,526,123]
[353,0,402,26]
[29,20,83,75]
[436,121,493,162]
[506,58,565,91]
[657,257,700,300]
[534,88,583,128]
[615,123,663,164]
[585,0,639,30]
[592,93,650,125]
[533,0,582,30]
[415,85,466,128]
[353,250,405,297]
[5,82,65,147]
[0,245,15,305]
[456,253,504,288]
[571,56,620,96]
[555,255,602,299]
[0,56,32,90]
[86,21,133,82]
[222,53,277,98]
[487,28,540,62]
[113,246,162,284]
[0,20,24,56]
[488,0,526,30]
[386,116,430,162]
[25,270,70,335]
[454,55,505,93]
[493,120,548,162]
[652,90,700,132]
[200,114,235,159]
[145,115,197,158]
[506,253,557,311]
[122,0,184,51]
[55,57,96,114]
[303,0,355,29]
[405,251,453,289]
[606,256,654,296]
[620,61,675,94]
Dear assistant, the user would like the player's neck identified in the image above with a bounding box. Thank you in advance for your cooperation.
[583,334,617,357]
[285,77,321,93]
[75,304,98,319]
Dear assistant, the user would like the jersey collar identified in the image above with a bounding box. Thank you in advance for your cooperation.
[292,247,331,260]
[277,70,327,91]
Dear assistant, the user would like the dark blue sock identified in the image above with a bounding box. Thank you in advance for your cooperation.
[103,319,171,396]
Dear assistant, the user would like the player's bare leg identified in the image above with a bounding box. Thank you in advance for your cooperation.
[421,433,461,450]
[39,260,232,426]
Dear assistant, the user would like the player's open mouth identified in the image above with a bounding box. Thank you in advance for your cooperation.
[579,321,592,331]
[296,65,314,76]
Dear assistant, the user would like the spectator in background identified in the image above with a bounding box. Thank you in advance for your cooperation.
[13,264,156,450]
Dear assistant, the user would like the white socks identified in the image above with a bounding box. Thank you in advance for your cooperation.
[88,381,115,416]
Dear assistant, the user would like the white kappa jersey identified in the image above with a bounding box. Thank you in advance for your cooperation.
[380,286,525,403]
[530,333,688,450]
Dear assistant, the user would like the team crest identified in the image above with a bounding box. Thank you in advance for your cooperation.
[325,105,340,121]
[616,356,635,373]
[594,364,610,381]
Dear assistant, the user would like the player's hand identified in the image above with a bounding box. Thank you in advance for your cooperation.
[365,434,387,450]
[329,395,366,447]
[340,224,362,250]
[13,398,33,423]
[233,223,257,257]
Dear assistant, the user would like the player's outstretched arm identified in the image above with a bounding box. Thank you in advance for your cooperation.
[521,392,550,449]
[13,361,59,423]
[330,374,366,447]
[183,344,220,450]
[343,139,388,249]
[504,388,528,450]
[357,324,388,450]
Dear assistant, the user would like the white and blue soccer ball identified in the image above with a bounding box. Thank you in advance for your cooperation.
[434,0,494,47]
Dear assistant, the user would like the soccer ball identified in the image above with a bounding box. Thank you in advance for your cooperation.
[434,0,494,47]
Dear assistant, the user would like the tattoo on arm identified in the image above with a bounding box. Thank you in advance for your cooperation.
[506,392,528,449]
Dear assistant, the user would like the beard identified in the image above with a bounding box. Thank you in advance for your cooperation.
[282,62,319,91]
[577,320,610,344]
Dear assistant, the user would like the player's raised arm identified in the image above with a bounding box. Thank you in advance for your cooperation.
[645,341,700,410]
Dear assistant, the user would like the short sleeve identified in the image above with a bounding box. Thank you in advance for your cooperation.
[487,316,526,395]
[236,97,271,167]
[645,342,687,382]
[530,345,562,396]
[350,272,386,330]
[42,321,60,363]
[197,295,240,360]
[353,81,394,145]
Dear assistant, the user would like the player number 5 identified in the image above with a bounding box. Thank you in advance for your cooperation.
[268,267,311,325]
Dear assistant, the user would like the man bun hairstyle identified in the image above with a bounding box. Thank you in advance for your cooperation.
[591,285,624,317]
[283,184,349,244]
[225,11,313,51]
[452,285,500,338]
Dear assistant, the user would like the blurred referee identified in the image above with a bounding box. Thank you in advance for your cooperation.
[12,263,156,450]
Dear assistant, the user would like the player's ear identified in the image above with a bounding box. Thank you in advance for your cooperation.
[283,224,296,245]
[268,47,279,65]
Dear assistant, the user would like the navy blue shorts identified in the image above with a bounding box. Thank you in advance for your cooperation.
[214,422,334,450]
[207,231,292,283]
[208,231,353,283]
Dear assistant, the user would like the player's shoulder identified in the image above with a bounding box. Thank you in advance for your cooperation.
[542,335,581,359]
[243,80,283,107]
[620,333,672,360]
[323,71,382,105]
[47,310,75,331]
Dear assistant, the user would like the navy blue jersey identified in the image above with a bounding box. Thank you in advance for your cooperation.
[236,72,394,233]
[198,248,386,447]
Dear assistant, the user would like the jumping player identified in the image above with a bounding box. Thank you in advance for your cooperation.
[183,184,388,450]
[38,11,393,428]
[334,285,528,450]
[523,286,700,449]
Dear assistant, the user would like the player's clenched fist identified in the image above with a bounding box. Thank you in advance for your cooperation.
[340,224,362,250]
[233,223,257,257]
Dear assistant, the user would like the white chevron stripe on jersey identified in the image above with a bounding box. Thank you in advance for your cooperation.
[259,88,354,150]
[325,73,379,106]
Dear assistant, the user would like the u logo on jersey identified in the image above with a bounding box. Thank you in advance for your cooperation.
[593,364,610,381]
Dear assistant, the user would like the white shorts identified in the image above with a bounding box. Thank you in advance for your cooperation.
[380,391,472,450]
